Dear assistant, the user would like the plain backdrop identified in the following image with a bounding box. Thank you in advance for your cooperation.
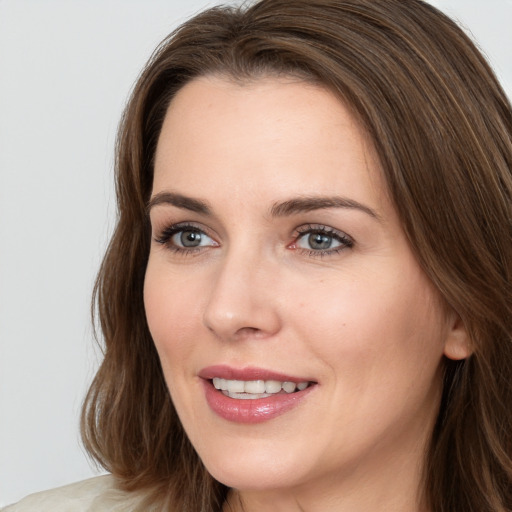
[0,0,510,506]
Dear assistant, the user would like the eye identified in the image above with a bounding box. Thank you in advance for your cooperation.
[172,229,212,248]
[292,225,353,255]
[154,223,218,252]
[297,232,341,251]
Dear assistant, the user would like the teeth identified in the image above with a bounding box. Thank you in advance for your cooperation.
[265,380,282,393]
[282,381,296,393]
[228,380,245,393]
[213,378,226,390]
[223,391,272,399]
[245,380,266,394]
[212,377,310,397]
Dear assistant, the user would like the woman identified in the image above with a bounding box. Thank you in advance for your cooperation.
[5,0,511,510]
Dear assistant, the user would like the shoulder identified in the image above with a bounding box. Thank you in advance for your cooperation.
[1,475,145,512]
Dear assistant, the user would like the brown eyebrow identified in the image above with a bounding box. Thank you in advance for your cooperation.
[147,191,379,220]
[270,196,380,220]
[147,192,211,215]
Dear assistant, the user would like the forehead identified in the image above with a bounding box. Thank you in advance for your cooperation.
[153,75,385,209]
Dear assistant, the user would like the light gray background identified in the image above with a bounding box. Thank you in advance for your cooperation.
[1,0,510,506]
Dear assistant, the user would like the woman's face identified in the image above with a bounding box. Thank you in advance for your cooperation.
[144,76,463,507]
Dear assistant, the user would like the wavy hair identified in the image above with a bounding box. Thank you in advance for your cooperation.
[81,1,512,510]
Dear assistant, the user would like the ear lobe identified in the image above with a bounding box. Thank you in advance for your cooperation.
[443,313,472,360]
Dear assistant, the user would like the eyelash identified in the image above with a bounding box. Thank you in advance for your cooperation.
[154,223,215,255]
[153,222,354,257]
[292,224,354,257]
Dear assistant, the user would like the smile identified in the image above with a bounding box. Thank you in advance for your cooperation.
[212,378,310,399]
[199,366,317,423]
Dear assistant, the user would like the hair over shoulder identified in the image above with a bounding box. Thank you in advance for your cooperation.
[81,1,512,510]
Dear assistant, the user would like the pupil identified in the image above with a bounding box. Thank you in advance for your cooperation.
[181,231,201,247]
[309,233,332,250]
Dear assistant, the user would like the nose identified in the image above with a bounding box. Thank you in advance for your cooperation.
[203,250,281,341]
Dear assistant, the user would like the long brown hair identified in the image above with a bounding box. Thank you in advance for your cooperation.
[81,1,512,510]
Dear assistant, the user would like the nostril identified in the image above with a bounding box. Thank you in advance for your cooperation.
[236,326,260,335]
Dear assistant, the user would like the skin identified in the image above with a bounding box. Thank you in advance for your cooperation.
[144,76,469,512]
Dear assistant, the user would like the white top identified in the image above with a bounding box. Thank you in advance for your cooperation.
[1,475,147,512]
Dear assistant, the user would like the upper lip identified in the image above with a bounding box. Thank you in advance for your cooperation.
[199,364,315,383]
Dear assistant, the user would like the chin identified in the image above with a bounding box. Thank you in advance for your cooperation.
[208,464,304,492]
[197,438,312,491]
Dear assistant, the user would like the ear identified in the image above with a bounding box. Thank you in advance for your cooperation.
[443,312,472,360]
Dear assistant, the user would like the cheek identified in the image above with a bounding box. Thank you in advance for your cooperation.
[290,262,447,386]
[287,269,447,460]
[143,261,204,371]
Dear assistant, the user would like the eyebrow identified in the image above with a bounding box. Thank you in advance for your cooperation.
[147,192,211,215]
[147,191,379,220]
[270,196,380,220]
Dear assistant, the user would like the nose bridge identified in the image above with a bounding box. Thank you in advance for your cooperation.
[203,241,281,340]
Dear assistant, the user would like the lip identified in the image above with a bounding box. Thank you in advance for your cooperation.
[199,365,316,424]
[198,364,313,383]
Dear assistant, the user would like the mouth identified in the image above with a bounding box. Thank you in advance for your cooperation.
[211,378,311,399]
[199,365,317,423]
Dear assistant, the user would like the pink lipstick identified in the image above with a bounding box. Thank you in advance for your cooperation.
[199,365,316,424]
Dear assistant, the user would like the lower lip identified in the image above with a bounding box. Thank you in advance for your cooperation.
[202,379,315,424]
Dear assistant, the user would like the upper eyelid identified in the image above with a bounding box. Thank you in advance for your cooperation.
[153,222,212,243]
[153,223,219,253]
[153,221,353,246]
[294,224,353,238]
[292,224,354,250]
[154,221,212,236]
